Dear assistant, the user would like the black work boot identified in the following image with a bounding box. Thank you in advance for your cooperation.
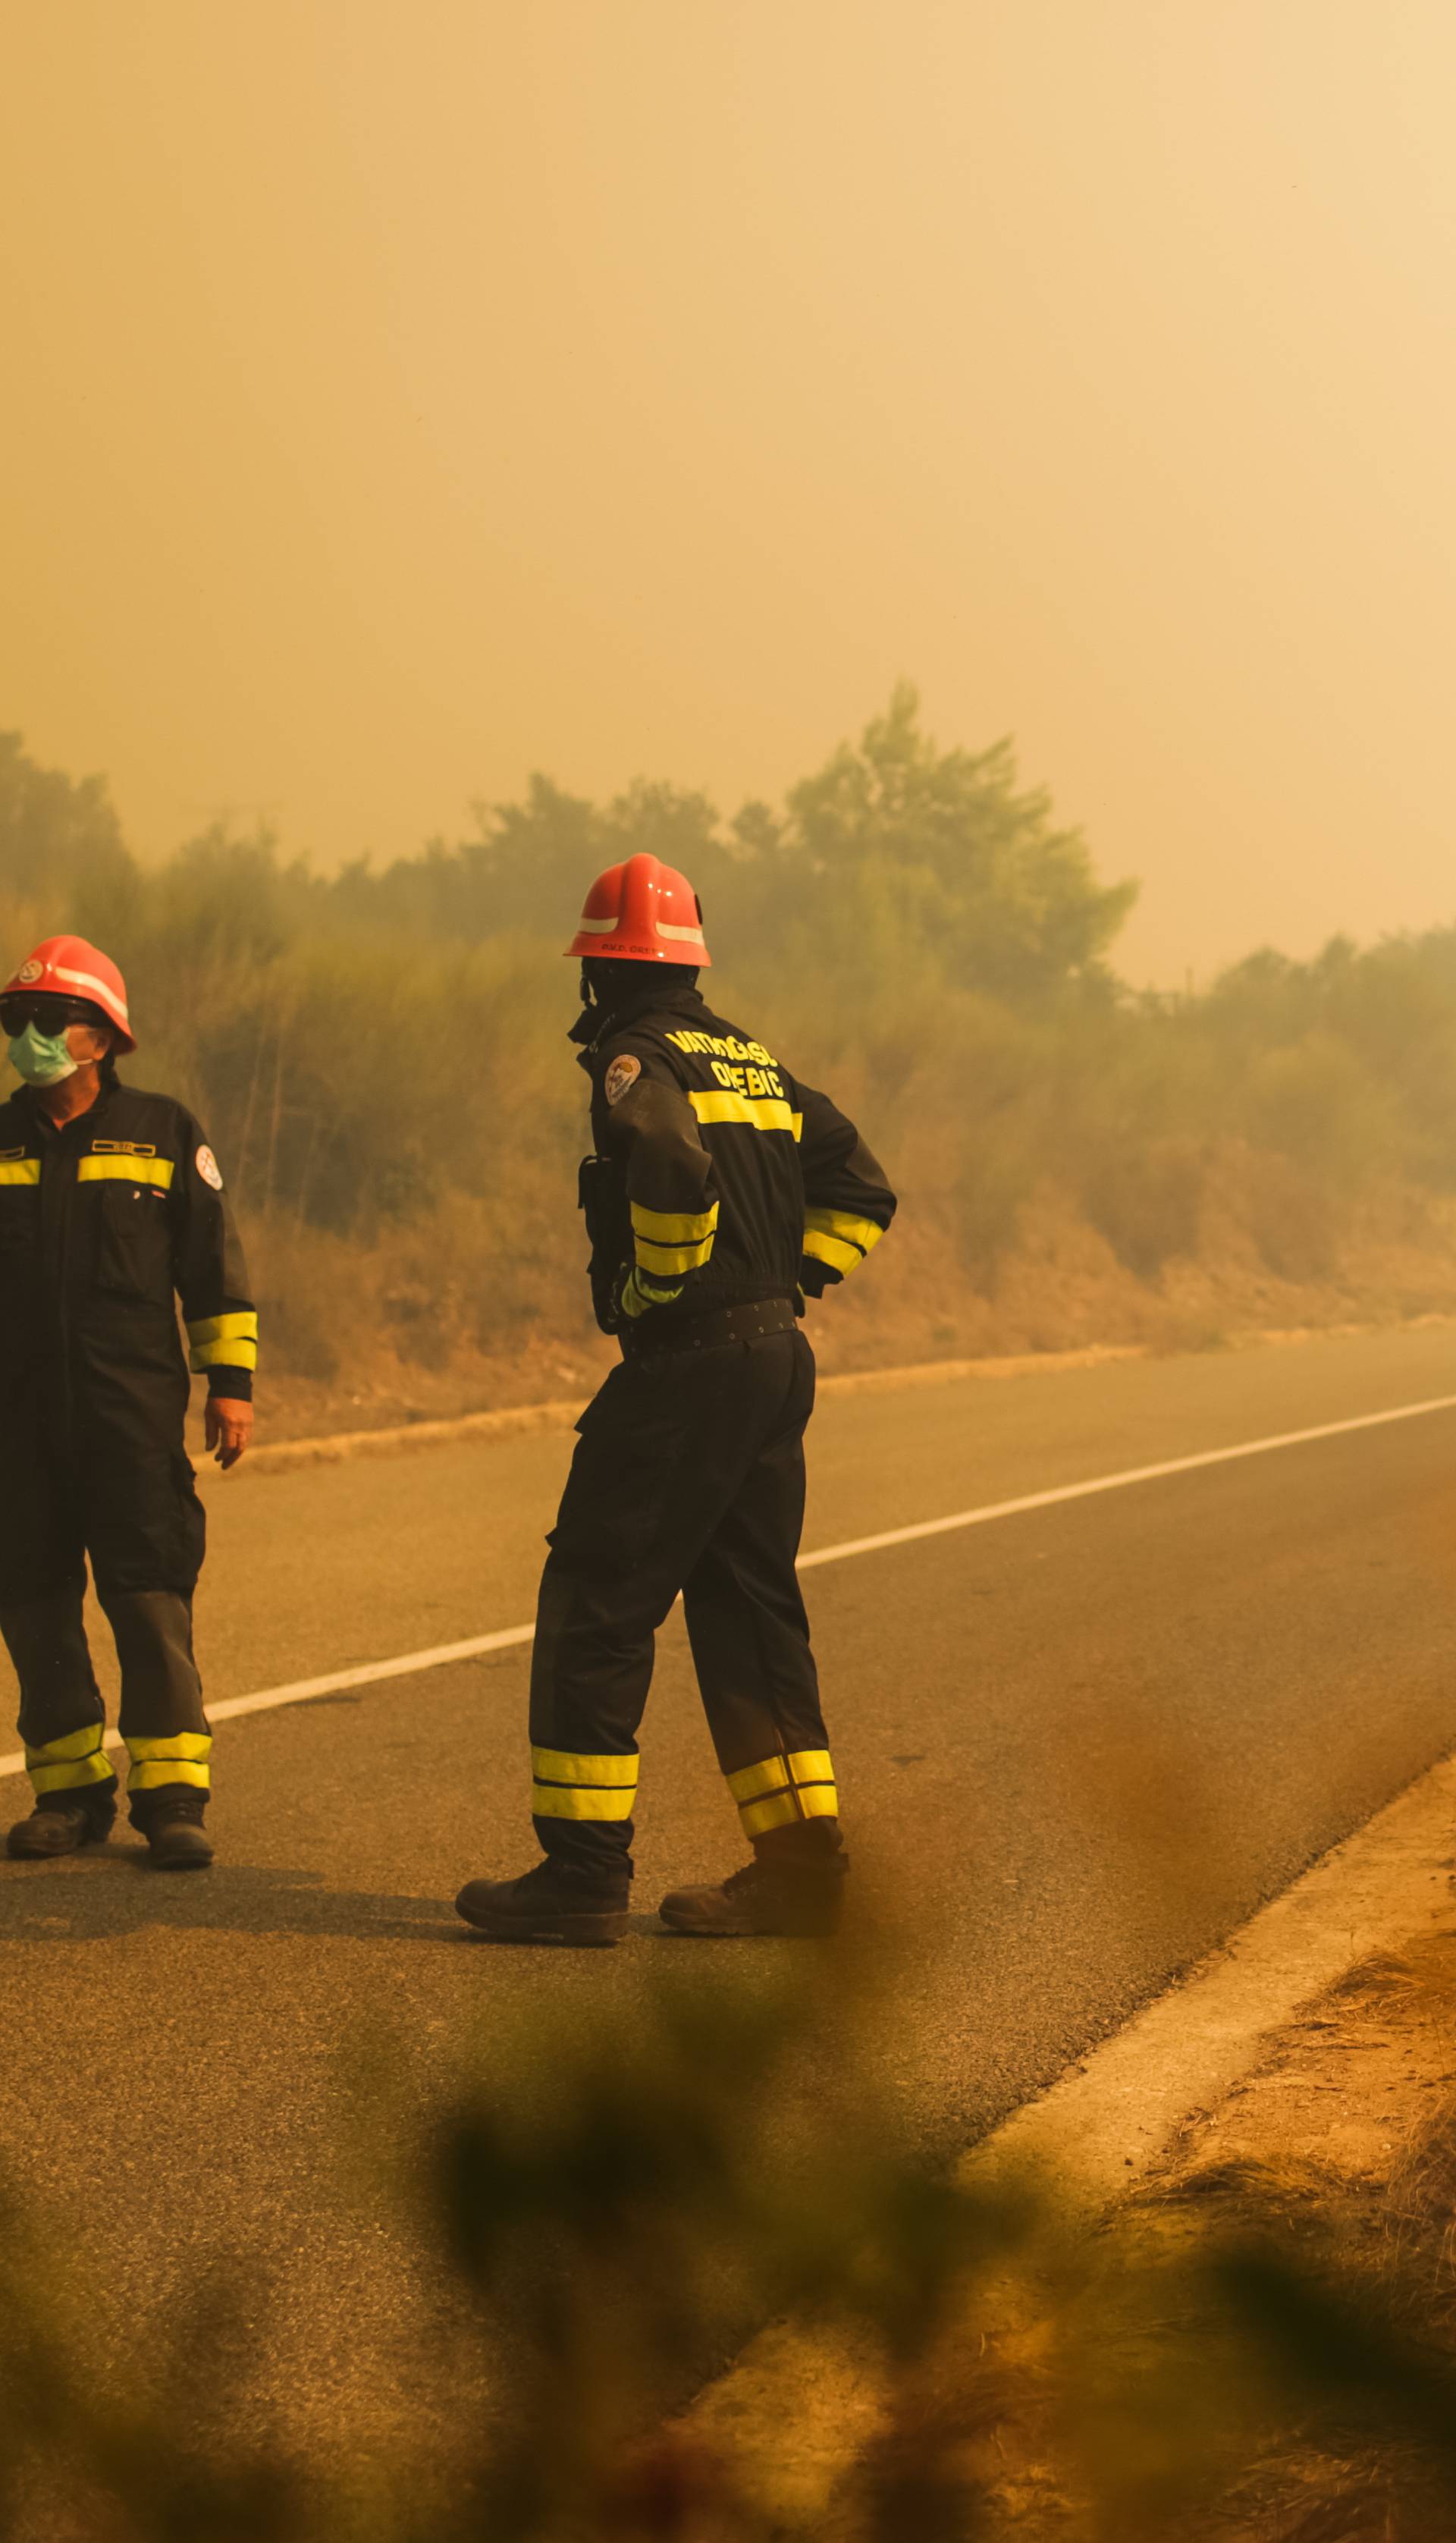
[456,1859,629,1947]
[6,1795,117,1860]
[136,1794,214,1871]
[658,1855,846,1938]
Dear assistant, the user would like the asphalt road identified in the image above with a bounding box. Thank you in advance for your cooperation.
[3,1320,1456,2464]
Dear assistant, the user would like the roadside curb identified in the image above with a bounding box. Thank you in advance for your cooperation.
[238,1395,587,1473]
[682,1744,1456,2516]
[217,1316,1456,1480]
[229,1345,1149,1477]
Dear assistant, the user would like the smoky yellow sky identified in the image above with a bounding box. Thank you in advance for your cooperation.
[2,2,1453,981]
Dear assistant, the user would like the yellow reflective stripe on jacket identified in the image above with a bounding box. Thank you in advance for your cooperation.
[124,1733,212,1792]
[802,1229,862,1276]
[188,1311,259,1373]
[635,1230,715,1276]
[689,1091,798,1135]
[77,1154,175,1188]
[0,1159,39,1186]
[805,1207,884,1258]
[803,1208,884,1278]
[631,1197,719,1277]
[727,1747,838,1838]
[630,1200,719,1248]
[190,1339,259,1371]
[188,1311,259,1348]
[26,1725,113,1795]
[530,1744,639,1822]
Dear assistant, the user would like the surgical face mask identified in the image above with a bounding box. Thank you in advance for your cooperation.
[7,1022,79,1086]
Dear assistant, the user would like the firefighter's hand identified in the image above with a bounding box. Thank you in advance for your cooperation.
[206,1396,254,1470]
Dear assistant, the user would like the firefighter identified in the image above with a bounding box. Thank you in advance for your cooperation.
[456,853,896,1945]
[0,937,257,1870]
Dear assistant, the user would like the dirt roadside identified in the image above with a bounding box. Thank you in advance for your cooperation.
[679,1765,1456,2540]
[680,1924,1456,2541]
[210,1341,1147,1474]
[938,1925,1456,2539]
[198,1315,1456,1474]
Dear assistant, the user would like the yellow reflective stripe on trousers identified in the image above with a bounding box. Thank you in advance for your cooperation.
[689,1091,798,1135]
[726,1749,833,1804]
[804,1207,884,1260]
[532,1784,636,1821]
[77,1155,175,1188]
[727,1747,838,1837]
[26,1725,114,1794]
[630,1199,719,1248]
[530,1745,638,1822]
[0,1159,39,1185]
[740,1783,839,1838]
[124,1733,212,1791]
[531,1747,639,1786]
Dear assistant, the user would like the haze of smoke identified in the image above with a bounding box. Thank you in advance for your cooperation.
[7,689,1456,1403]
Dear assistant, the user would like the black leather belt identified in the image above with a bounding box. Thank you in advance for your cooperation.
[620,1295,798,1361]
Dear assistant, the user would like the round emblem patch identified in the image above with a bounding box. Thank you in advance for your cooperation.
[196,1144,224,1191]
[17,959,42,985]
[604,1053,642,1107]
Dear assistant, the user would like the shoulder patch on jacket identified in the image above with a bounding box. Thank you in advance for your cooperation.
[603,1053,642,1107]
[196,1144,224,1190]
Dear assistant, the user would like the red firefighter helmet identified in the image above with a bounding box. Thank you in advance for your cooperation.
[565,853,711,965]
[2,936,136,1053]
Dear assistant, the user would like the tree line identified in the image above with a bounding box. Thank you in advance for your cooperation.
[5,691,1454,1383]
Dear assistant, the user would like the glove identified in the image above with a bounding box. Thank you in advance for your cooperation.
[613,1264,684,1322]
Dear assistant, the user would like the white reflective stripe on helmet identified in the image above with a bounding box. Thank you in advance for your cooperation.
[575,914,620,934]
[52,963,130,1022]
[655,921,705,943]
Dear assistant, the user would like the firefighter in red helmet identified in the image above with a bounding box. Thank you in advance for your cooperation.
[455,855,896,1945]
[0,937,257,1869]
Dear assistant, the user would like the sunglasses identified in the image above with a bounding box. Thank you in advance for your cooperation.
[0,997,101,1039]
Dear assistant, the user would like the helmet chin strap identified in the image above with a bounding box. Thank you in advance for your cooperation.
[577,955,699,1022]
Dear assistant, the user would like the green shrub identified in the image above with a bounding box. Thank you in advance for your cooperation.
[5,699,1456,1384]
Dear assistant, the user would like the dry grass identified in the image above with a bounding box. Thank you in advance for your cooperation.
[18,722,1456,1416]
[838,1937,1456,2543]
[236,1181,1456,1439]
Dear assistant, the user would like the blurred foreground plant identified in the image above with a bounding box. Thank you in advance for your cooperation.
[3,1939,1456,2541]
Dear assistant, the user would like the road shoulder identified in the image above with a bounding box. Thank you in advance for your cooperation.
[681,1746,1456,2531]
[206,1315,1456,1474]
[949,1926,1456,2536]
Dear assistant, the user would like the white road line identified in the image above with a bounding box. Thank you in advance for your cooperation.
[0,1627,536,1784]
[4,1390,1455,1785]
[794,1389,1456,1566]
